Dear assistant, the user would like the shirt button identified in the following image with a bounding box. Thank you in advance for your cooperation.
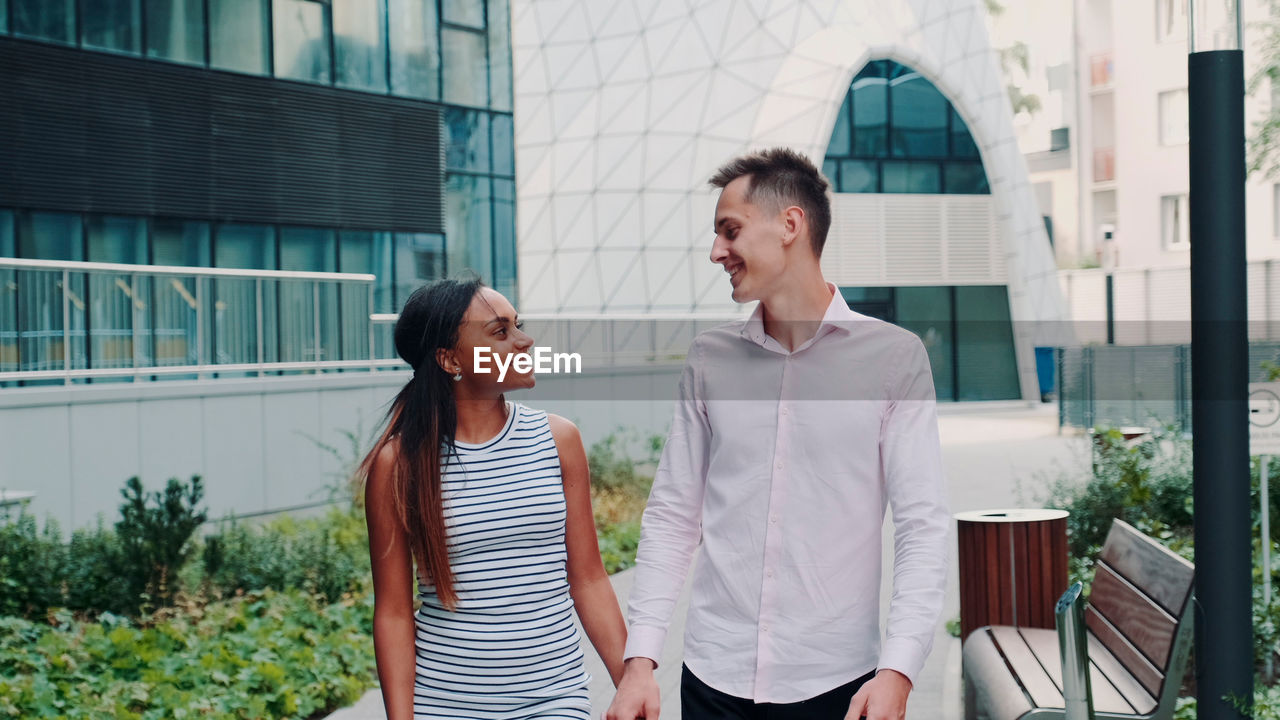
[762,624,769,632]
[770,515,778,524]
[781,407,788,415]
[766,569,774,578]
[775,462,782,470]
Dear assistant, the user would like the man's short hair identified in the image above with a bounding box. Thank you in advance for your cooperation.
[709,147,832,257]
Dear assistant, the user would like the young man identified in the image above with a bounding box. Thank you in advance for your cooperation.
[604,148,950,720]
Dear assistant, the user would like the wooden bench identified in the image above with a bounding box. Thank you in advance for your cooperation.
[962,519,1195,720]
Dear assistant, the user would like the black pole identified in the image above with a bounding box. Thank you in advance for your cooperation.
[1105,273,1114,345]
[1189,48,1253,720]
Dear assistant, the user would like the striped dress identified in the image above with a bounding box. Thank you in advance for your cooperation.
[412,402,592,720]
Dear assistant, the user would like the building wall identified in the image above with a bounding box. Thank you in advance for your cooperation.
[0,374,410,530]
[1000,0,1280,277]
[512,0,1068,402]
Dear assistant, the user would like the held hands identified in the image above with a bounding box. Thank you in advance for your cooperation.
[605,657,661,720]
[844,669,912,720]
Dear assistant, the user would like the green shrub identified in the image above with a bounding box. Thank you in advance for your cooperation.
[115,476,207,611]
[1044,423,1280,715]
[0,514,66,619]
[598,522,642,574]
[201,507,369,602]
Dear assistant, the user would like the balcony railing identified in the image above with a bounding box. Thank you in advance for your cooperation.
[0,258,404,384]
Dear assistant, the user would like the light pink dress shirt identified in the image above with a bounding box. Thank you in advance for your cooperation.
[622,285,950,704]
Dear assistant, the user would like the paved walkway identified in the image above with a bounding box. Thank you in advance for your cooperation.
[327,402,1087,720]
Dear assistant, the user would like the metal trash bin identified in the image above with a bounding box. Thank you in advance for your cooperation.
[955,508,1070,643]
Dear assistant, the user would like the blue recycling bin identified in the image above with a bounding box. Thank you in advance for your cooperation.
[1034,347,1055,401]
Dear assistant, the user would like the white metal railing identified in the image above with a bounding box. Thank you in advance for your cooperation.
[0,258,404,383]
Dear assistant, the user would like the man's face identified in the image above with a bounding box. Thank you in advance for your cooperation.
[710,175,787,303]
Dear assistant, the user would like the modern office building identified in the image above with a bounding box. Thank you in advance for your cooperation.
[511,0,1066,402]
[0,0,515,527]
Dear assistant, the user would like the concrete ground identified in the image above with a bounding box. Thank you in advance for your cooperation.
[327,402,1089,720]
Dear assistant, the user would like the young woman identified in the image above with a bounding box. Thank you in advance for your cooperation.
[361,278,627,720]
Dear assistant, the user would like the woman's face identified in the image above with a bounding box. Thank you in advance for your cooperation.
[446,287,537,391]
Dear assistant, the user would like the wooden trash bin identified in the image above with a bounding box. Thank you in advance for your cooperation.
[955,508,1069,643]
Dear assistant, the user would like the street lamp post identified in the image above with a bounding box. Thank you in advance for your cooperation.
[1188,1,1253,718]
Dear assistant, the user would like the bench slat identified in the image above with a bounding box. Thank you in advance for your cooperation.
[1090,562,1178,668]
[1099,519,1195,616]
[1085,606,1165,698]
[989,626,1065,710]
[1087,629,1158,715]
[1015,627,1136,715]
[963,628,1035,720]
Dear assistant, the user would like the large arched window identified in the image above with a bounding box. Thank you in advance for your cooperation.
[823,59,989,195]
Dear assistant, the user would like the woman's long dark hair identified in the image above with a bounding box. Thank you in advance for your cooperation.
[360,278,483,610]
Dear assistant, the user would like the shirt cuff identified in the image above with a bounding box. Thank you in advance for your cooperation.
[877,636,927,686]
[623,624,667,667]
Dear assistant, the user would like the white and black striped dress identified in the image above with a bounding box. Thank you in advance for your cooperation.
[413,402,591,720]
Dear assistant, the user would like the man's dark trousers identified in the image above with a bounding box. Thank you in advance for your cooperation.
[681,665,876,719]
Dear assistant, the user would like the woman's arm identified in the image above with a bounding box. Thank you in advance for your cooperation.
[365,443,419,720]
[548,414,628,687]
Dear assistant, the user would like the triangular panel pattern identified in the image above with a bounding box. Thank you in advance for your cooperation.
[512,0,1068,396]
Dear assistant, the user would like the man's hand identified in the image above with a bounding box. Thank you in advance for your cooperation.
[605,657,661,720]
[844,669,912,720]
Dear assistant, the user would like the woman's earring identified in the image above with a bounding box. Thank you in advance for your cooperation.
[453,368,463,382]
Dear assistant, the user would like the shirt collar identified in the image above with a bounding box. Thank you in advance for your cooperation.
[739,282,862,349]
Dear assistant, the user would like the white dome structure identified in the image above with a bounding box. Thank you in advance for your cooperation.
[511,0,1067,401]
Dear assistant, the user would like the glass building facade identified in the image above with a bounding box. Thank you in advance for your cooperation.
[827,61,1017,401]
[1,0,517,308]
[823,59,990,196]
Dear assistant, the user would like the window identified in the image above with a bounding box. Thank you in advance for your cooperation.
[828,94,852,156]
[0,210,13,257]
[838,160,878,193]
[0,0,8,33]
[882,161,940,194]
[334,0,387,92]
[492,179,516,302]
[210,0,269,75]
[1158,89,1189,145]
[394,233,445,308]
[852,75,888,156]
[487,0,512,111]
[81,0,141,54]
[890,72,948,158]
[1161,194,1190,249]
[214,224,275,269]
[12,0,75,44]
[445,174,492,279]
[151,219,210,266]
[442,27,488,107]
[274,0,332,84]
[389,0,440,99]
[146,0,206,64]
[86,215,146,263]
[339,230,393,312]
[1156,0,1187,43]
[16,212,82,260]
[492,114,514,176]
[442,0,484,29]
[825,59,989,195]
[444,108,491,173]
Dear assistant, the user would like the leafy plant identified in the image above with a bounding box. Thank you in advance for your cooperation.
[116,476,207,611]
[201,507,369,602]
